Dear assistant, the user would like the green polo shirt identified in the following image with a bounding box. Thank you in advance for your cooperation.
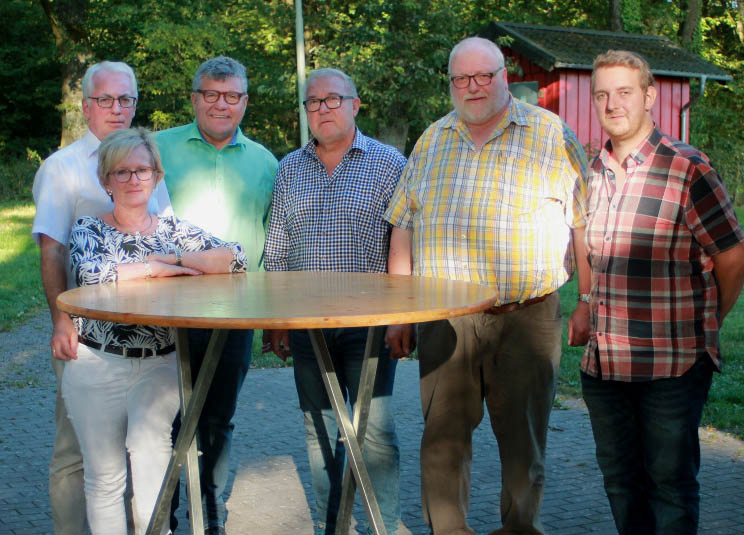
[156,122,278,271]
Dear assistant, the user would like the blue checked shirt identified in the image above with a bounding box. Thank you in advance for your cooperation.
[264,129,406,273]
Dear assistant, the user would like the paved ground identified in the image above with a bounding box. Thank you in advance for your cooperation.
[1,314,743,534]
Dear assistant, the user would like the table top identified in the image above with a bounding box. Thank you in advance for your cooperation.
[57,272,498,329]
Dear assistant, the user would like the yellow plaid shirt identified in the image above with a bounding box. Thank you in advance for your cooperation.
[385,98,588,305]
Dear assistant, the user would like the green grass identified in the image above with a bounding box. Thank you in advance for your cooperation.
[0,201,45,331]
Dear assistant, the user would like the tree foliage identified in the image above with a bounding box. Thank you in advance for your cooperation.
[0,0,742,198]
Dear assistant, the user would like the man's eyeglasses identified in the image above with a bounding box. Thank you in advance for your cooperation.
[303,94,355,112]
[108,167,156,183]
[195,89,245,105]
[449,67,505,89]
[88,95,137,108]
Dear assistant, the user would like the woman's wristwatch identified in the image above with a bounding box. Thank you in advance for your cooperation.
[578,293,591,304]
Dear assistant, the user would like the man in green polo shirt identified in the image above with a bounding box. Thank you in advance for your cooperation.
[156,55,278,535]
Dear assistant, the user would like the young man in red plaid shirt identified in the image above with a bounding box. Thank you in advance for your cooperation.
[569,50,744,534]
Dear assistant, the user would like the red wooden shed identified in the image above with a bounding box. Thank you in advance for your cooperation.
[482,22,732,153]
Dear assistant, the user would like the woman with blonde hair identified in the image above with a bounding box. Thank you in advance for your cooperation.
[63,127,247,535]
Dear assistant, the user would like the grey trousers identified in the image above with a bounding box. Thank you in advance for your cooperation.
[51,357,87,535]
[417,293,562,535]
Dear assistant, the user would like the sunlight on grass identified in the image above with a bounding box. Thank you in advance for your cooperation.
[0,201,44,331]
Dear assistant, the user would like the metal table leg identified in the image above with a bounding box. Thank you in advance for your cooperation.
[337,326,385,534]
[308,328,387,535]
[146,328,228,535]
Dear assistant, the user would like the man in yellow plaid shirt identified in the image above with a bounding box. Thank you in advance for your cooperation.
[384,37,591,535]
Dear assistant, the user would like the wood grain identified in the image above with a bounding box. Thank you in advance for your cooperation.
[57,272,498,329]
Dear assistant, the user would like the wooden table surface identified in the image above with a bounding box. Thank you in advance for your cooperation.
[57,272,499,329]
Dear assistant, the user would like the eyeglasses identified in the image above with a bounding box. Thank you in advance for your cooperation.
[449,67,505,89]
[109,167,156,183]
[303,94,355,112]
[88,95,137,108]
[195,89,245,105]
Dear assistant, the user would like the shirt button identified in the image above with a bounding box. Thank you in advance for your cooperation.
[605,236,611,241]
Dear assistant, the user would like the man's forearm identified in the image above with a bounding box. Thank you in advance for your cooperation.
[39,235,69,322]
[388,227,413,275]
[713,243,744,322]
[572,226,591,294]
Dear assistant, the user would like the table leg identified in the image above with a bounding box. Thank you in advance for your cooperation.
[336,325,385,535]
[307,329,387,535]
[146,328,228,535]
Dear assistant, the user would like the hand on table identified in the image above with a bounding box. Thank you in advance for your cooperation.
[148,259,201,277]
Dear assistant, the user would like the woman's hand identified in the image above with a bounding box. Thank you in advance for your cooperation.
[149,260,201,277]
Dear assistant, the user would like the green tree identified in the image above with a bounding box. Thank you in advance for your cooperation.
[39,0,93,147]
[0,0,61,156]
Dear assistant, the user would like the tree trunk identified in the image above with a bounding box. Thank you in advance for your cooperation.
[377,116,409,155]
[39,0,92,148]
[609,0,623,32]
[680,0,701,46]
[736,1,744,45]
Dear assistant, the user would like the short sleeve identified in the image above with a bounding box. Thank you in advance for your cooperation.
[32,157,78,246]
[384,143,420,231]
[685,163,744,255]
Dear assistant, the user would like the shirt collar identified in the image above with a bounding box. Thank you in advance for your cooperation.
[186,120,246,148]
[82,129,102,159]
[597,126,662,169]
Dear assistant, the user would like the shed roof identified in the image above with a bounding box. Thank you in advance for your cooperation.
[483,21,731,81]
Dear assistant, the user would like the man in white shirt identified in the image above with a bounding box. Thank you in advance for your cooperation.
[31,61,171,535]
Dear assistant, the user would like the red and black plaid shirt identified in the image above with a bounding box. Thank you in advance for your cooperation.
[581,128,744,381]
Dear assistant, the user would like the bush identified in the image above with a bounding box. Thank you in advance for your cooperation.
[690,79,744,205]
[0,150,41,202]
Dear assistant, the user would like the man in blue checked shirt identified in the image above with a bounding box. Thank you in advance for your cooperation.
[263,68,406,535]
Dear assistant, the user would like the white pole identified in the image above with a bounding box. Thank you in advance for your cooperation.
[295,0,308,147]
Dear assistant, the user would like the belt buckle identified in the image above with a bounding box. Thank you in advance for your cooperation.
[121,347,147,359]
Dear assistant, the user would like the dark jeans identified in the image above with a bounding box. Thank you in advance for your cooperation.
[290,328,400,534]
[581,357,714,535]
[170,328,253,530]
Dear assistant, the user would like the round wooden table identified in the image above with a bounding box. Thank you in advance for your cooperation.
[58,272,498,535]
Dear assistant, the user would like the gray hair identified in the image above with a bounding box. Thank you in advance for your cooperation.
[448,37,505,74]
[192,56,248,93]
[305,68,358,99]
[97,127,164,189]
[82,61,138,98]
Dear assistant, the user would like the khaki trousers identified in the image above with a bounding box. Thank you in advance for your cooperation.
[50,357,87,535]
[417,293,562,535]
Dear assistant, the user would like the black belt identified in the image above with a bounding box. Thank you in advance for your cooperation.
[78,336,175,359]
